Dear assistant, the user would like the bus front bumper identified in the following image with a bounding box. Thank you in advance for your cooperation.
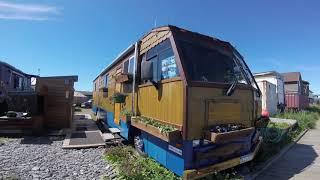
[183,137,263,180]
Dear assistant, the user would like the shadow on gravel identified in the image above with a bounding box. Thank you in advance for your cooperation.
[20,136,55,145]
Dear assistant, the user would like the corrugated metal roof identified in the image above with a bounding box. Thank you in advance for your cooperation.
[282,72,301,82]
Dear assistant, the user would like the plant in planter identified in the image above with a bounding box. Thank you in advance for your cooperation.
[139,116,176,133]
[110,92,127,103]
[131,116,181,142]
[121,109,133,121]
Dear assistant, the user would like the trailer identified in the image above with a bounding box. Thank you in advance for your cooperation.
[285,93,309,110]
[93,26,263,179]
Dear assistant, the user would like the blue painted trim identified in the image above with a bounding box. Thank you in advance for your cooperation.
[94,106,130,140]
[141,131,184,176]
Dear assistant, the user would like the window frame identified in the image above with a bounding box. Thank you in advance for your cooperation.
[141,39,179,84]
[123,55,135,75]
[104,74,108,88]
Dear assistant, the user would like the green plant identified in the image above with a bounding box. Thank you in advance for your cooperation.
[274,110,319,131]
[251,106,320,170]
[110,92,127,103]
[104,146,180,180]
[139,116,176,133]
[120,109,133,117]
[267,122,290,129]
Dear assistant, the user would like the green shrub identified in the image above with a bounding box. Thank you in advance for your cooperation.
[104,146,180,180]
[253,105,320,167]
[274,109,319,131]
[267,122,290,129]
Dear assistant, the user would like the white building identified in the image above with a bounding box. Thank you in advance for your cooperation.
[254,71,285,114]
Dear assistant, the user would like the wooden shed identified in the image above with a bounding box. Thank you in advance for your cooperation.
[36,76,78,129]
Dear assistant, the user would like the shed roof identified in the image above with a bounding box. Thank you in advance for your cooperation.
[282,72,301,82]
[39,75,78,82]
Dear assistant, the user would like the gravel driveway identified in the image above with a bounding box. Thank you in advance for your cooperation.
[0,136,115,180]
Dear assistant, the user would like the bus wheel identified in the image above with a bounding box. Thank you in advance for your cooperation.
[134,136,146,156]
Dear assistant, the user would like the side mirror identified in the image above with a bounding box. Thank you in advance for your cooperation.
[141,61,153,81]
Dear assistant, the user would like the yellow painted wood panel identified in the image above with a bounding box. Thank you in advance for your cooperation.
[187,87,254,140]
[114,83,121,125]
[137,81,183,127]
[208,102,241,126]
[93,91,114,112]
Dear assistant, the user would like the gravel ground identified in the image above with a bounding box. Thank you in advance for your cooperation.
[0,136,116,180]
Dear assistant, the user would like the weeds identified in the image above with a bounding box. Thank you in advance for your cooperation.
[274,110,319,130]
[252,105,320,169]
[104,146,180,180]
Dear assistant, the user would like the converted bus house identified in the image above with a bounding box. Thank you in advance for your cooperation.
[93,26,262,178]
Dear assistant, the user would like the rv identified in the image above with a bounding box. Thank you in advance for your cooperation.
[93,26,264,179]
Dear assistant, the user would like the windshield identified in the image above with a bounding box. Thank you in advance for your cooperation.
[233,52,260,92]
[178,40,247,84]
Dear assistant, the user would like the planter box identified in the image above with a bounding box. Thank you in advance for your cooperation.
[131,117,181,142]
[113,95,126,103]
[115,74,133,83]
[206,127,255,144]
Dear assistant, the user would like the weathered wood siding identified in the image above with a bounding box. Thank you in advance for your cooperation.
[187,87,254,140]
[137,79,184,127]
[140,27,171,55]
[36,77,76,129]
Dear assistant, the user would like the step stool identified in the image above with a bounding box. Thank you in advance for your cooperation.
[109,128,121,134]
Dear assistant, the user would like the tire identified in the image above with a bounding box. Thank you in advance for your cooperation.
[134,136,146,156]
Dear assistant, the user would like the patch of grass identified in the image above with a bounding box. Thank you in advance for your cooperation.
[251,105,320,170]
[104,146,180,180]
[267,122,290,129]
[274,110,319,131]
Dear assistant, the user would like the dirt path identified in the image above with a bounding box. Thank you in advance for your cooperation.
[256,121,320,179]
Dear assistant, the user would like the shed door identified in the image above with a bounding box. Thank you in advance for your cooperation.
[114,82,121,125]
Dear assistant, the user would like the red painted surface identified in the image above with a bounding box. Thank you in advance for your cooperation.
[285,93,309,110]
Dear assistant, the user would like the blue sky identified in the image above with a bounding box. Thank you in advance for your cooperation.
[0,0,319,93]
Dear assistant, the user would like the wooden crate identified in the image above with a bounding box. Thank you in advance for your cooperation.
[206,127,255,144]
[131,117,181,142]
